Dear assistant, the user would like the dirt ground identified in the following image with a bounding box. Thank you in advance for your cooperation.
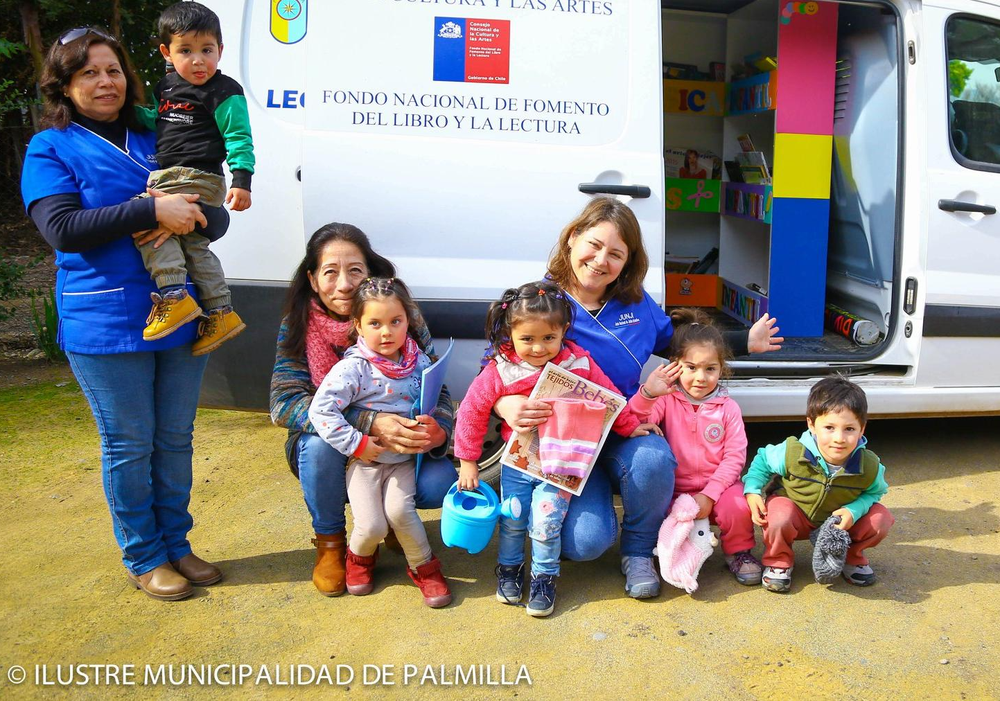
[0,358,998,699]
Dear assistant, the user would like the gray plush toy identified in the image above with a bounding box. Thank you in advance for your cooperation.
[810,515,852,583]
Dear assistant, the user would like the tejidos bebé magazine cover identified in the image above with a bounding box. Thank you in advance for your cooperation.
[499,362,625,496]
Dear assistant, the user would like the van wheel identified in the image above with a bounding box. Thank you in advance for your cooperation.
[475,413,505,490]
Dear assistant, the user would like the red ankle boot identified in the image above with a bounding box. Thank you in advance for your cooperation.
[346,548,378,596]
[406,554,452,608]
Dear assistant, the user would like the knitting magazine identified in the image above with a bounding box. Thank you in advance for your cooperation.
[499,363,625,496]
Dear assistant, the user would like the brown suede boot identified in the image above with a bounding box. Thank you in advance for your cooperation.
[311,532,347,597]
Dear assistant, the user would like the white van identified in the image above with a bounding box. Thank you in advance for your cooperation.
[201,0,1000,437]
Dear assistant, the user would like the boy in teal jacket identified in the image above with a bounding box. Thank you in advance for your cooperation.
[744,376,893,592]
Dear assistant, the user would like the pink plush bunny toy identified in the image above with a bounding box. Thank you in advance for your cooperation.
[653,493,718,594]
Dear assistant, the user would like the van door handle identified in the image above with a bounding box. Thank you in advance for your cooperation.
[938,199,996,215]
[578,183,651,198]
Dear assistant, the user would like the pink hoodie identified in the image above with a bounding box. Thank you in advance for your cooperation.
[628,386,747,503]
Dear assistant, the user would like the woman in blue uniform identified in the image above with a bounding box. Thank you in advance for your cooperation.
[495,197,783,599]
[21,27,223,601]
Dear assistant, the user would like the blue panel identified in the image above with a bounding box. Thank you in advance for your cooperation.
[433,17,466,82]
[769,197,830,337]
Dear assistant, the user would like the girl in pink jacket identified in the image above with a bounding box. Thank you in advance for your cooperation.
[455,281,653,616]
[627,309,761,586]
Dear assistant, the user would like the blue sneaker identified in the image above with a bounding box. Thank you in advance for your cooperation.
[495,563,525,604]
[526,573,556,617]
[621,555,661,599]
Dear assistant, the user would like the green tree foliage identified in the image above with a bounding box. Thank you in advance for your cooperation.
[948,59,975,98]
[0,0,177,125]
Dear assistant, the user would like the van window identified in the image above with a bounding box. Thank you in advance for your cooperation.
[946,15,1000,170]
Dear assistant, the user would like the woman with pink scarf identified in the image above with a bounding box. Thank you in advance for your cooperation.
[269,224,456,597]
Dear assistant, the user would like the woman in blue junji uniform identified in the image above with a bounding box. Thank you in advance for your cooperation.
[494,197,783,600]
[21,28,224,601]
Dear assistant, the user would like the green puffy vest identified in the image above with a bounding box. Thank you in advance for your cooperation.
[775,437,880,526]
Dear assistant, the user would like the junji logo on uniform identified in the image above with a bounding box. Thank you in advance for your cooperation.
[614,313,640,328]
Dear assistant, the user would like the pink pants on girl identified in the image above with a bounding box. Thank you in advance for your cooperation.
[678,482,757,555]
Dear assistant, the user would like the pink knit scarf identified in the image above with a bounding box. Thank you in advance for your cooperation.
[354,335,420,379]
[305,300,354,387]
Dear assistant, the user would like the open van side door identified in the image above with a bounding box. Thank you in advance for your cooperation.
[300,2,665,319]
[919,0,1000,389]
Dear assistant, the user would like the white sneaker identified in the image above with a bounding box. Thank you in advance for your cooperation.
[842,563,877,586]
[762,565,792,593]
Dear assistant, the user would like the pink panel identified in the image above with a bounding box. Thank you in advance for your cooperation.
[775,2,839,135]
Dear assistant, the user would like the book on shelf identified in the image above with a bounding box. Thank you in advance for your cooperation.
[735,150,771,183]
[665,147,720,180]
[724,160,744,183]
[664,254,700,274]
[739,165,769,185]
[737,133,756,153]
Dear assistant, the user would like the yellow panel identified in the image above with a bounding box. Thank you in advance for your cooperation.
[772,133,833,199]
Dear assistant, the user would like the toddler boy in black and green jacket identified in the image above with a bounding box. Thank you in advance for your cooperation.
[743,376,894,592]
[135,1,253,355]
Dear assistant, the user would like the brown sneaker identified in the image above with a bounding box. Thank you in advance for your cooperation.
[346,547,378,596]
[143,290,202,341]
[312,532,347,596]
[407,554,452,608]
[170,553,222,586]
[191,308,246,356]
[127,563,193,601]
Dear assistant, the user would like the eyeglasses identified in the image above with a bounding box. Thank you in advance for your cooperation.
[58,27,116,45]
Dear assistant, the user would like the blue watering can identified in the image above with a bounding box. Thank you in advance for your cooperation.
[440,482,520,554]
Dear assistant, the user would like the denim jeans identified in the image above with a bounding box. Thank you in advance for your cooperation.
[297,432,456,534]
[561,432,676,560]
[67,346,208,576]
[498,468,571,576]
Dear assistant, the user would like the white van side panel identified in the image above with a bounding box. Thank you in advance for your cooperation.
[299,1,666,303]
[917,0,1000,389]
[208,1,306,283]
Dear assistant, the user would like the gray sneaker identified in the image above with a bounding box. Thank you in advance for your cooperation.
[620,555,660,599]
[725,550,764,586]
[842,563,877,587]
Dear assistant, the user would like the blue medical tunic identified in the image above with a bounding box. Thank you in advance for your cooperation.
[21,122,198,354]
[564,291,674,399]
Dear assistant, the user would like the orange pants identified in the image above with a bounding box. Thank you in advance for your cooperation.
[761,496,894,569]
